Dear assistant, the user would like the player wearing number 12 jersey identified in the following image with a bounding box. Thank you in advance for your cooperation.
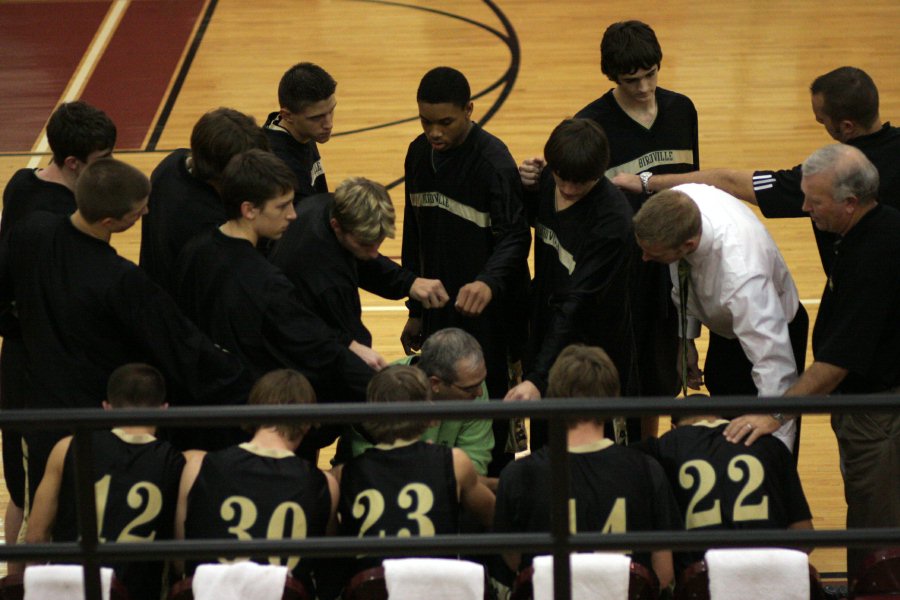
[26,364,185,600]
[176,370,337,594]
[336,365,495,576]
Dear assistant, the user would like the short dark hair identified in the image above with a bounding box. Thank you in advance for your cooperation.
[600,20,663,82]
[106,363,166,409]
[544,119,610,182]
[810,67,879,129]
[247,369,316,442]
[220,149,297,220]
[278,62,337,113]
[363,365,432,444]
[46,101,117,167]
[547,345,620,427]
[75,158,150,223]
[190,108,270,183]
[417,67,471,108]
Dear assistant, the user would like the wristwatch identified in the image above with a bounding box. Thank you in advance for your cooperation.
[638,171,654,195]
[771,413,787,426]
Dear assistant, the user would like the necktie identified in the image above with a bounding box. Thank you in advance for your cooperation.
[677,258,691,396]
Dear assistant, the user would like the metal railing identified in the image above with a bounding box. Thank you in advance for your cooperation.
[3,393,899,600]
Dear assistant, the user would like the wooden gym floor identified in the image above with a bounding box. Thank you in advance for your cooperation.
[2,0,900,579]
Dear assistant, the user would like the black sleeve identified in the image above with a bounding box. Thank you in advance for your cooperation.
[526,232,631,391]
[263,282,373,401]
[689,101,700,170]
[401,148,423,319]
[753,166,805,218]
[774,445,813,525]
[358,255,416,300]
[476,167,532,299]
[113,267,251,406]
[646,456,685,531]
[298,283,357,346]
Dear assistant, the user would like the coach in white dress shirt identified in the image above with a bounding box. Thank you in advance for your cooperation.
[632,183,808,450]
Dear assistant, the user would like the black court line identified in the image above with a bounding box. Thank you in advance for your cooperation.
[347,0,520,190]
[145,0,220,151]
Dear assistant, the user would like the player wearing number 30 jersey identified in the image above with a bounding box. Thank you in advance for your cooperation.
[176,370,338,595]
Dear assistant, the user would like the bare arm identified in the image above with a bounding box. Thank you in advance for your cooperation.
[651,550,674,590]
[26,437,72,546]
[323,470,340,536]
[612,169,759,205]
[174,450,205,575]
[453,448,495,528]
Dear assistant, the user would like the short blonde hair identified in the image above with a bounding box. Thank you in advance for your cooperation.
[363,365,432,444]
[632,189,701,249]
[331,177,395,244]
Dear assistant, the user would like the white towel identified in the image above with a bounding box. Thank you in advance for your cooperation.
[705,548,809,600]
[383,558,484,600]
[193,563,289,600]
[533,554,631,600]
[24,565,113,600]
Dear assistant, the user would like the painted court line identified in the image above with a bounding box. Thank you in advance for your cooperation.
[27,0,130,168]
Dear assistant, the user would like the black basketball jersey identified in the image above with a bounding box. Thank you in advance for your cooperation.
[263,112,328,198]
[53,429,185,600]
[648,421,812,532]
[184,444,331,583]
[339,441,460,569]
[494,440,682,571]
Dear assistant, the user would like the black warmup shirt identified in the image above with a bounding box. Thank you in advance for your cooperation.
[403,123,530,396]
[339,441,460,570]
[752,123,900,273]
[174,228,373,401]
[0,169,76,408]
[264,112,328,199]
[185,444,331,587]
[577,87,698,398]
[812,205,900,393]
[54,430,184,600]
[525,173,637,393]
[139,149,224,292]
[0,213,247,411]
[494,441,682,572]
[269,194,416,347]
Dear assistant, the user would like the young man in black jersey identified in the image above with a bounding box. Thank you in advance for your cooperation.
[173,150,375,453]
[638,397,812,566]
[495,345,681,590]
[177,369,337,594]
[140,107,270,292]
[543,20,700,417]
[0,158,248,534]
[337,365,494,575]
[27,363,185,600]
[263,62,335,198]
[0,100,116,557]
[508,119,639,448]
[402,66,531,475]
[270,176,447,363]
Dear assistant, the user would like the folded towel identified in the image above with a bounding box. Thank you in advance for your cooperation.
[706,548,809,600]
[383,558,484,600]
[533,553,631,600]
[24,565,113,600]
[193,563,289,600]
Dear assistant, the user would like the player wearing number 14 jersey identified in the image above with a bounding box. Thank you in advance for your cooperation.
[176,370,337,594]
[26,364,185,600]
[493,346,682,589]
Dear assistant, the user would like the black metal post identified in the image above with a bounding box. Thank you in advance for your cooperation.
[71,429,102,600]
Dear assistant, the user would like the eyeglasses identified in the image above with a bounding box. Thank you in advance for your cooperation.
[447,379,484,397]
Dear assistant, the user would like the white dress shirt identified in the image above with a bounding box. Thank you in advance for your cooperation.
[670,183,800,401]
